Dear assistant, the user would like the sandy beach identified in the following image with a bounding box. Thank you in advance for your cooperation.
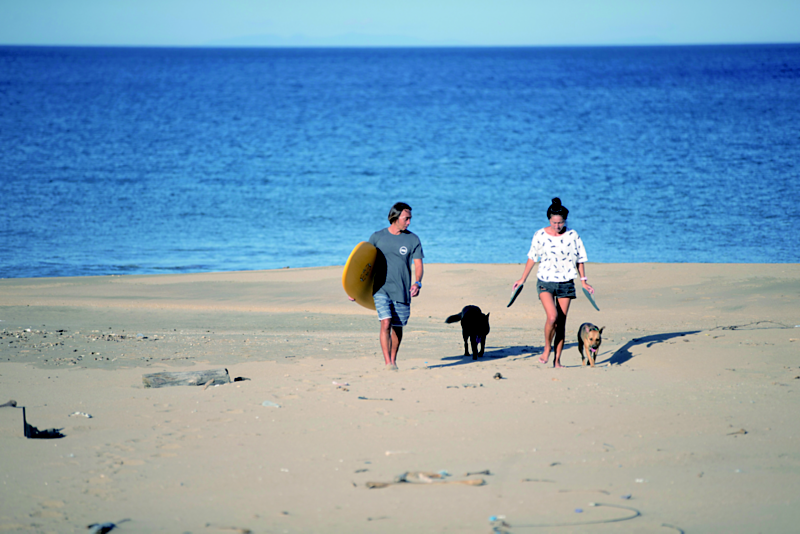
[1,263,799,533]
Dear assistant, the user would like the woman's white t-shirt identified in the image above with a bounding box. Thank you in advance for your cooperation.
[527,228,588,283]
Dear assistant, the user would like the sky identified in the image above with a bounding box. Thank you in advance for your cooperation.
[1,0,799,47]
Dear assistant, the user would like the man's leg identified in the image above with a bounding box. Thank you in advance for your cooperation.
[379,318,393,365]
[389,326,403,366]
[377,297,409,369]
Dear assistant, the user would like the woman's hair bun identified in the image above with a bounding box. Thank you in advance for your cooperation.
[547,197,569,219]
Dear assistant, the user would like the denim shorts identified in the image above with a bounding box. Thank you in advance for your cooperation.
[373,292,411,327]
[537,279,577,299]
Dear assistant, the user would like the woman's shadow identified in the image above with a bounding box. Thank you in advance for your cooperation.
[603,331,700,365]
[431,331,699,369]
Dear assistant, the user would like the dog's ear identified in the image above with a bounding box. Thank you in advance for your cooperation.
[599,327,605,334]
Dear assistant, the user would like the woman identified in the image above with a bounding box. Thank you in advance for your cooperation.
[513,198,593,368]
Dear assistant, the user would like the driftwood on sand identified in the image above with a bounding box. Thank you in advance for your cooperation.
[142,368,231,389]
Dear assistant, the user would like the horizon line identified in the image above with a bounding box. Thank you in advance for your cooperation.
[2,41,799,50]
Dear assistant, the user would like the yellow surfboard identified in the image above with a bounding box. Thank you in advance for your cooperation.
[342,241,378,310]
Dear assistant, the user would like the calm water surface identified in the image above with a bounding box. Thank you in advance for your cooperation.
[1,45,798,278]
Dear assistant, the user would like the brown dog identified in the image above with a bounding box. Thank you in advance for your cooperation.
[577,323,604,366]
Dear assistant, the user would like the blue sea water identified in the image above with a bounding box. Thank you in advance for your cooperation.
[1,44,799,278]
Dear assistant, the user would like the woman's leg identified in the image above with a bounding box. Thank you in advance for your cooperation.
[538,291,558,364]
[552,298,572,368]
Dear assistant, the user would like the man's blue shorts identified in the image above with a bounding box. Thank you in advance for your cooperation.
[373,292,411,327]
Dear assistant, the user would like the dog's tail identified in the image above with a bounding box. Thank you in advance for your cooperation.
[444,312,463,324]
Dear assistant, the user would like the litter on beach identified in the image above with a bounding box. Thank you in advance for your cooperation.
[366,471,485,489]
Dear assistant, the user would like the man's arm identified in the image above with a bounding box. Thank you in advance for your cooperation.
[410,258,424,297]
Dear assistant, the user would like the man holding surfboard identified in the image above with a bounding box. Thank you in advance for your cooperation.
[369,202,424,370]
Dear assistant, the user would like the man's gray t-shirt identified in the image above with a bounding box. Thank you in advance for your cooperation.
[369,228,424,305]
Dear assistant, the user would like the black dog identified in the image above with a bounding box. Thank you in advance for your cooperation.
[445,305,490,360]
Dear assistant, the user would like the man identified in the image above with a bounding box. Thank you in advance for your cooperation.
[368,202,424,370]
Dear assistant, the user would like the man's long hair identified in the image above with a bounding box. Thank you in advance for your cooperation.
[388,202,412,224]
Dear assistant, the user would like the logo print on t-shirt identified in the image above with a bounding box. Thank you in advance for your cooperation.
[399,246,408,256]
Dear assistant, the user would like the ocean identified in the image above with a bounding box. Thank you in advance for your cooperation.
[1,44,798,278]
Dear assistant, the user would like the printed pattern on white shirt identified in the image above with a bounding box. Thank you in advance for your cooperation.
[527,228,588,283]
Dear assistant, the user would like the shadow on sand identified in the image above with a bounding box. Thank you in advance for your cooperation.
[427,332,701,369]
[604,331,701,366]
[427,342,580,369]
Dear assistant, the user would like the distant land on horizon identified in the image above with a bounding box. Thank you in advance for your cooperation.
[7,37,797,49]
[199,31,796,48]
[202,32,452,48]
[202,37,797,48]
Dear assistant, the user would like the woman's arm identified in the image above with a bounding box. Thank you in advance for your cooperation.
[577,263,594,294]
[514,258,536,289]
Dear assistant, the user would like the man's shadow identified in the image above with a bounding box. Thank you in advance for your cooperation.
[603,331,701,366]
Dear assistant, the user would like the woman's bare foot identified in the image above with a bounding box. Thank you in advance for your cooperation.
[538,355,549,364]
[553,362,564,368]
